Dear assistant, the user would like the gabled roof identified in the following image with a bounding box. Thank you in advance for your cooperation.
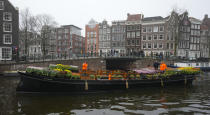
[127,13,143,21]
[201,24,208,30]
[142,16,164,21]
[202,15,210,28]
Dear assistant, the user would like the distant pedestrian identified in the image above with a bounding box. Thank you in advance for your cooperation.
[153,61,159,70]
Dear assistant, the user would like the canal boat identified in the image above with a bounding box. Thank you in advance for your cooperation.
[174,62,210,71]
[16,71,198,93]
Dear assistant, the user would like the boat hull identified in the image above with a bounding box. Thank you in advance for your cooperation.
[16,72,195,93]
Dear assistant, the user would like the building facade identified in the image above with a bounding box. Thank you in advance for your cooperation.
[111,20,126,55]
[177,12,191,59]
[0,0,19,61]
[98,20,111,56]
[202,14,210,58]
[56,25,83,59]
[141,16,167,57]
[125,13,143,55]
[200,24,209,58]
[189,17,201,59]
[85,19,99,56]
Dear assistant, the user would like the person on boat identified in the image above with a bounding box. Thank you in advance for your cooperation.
[82,62,88,77]
[160,61,167,71]
[82,62,88,71]
[153,61,159,70]
[108,73,112,80]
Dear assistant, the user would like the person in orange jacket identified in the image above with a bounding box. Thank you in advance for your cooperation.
[160,61,167,71]
[82,62,88,71]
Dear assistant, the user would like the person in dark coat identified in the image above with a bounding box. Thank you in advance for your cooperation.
[153,61,159,70]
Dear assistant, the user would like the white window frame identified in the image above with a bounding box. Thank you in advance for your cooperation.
[142,27,146,33]
[153,35,157,40]
[159,26,164,32]
[3,34,12,44]
[143,43,146,49]
[3,23,12,32]
[0,1,4,10]
[147,35,152,41]
[159,43,163,49]
[154,43,158,49]
[159,34,164,40]
[142,35,146,41]
[3,12,12,21]
[148,43,152,49]
[1,47,12,60]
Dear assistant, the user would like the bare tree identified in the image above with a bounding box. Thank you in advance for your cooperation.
[19,8,35,60]
[33,14,58,61]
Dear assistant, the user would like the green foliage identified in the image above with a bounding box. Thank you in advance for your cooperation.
[90,74,95,79]
[71,74,80,79]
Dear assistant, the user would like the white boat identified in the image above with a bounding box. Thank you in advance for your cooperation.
[174,62,210,71]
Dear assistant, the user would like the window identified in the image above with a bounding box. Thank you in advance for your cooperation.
[142,35,146,41]
[159,26,164,32]
[3,34,12,44]
[127,32,131,38]
[136,25,140,30]
[148,43,152,49]
[127,40,130,45]
[136,31,140,37]
[148,35,152,40]
[170,43,174,49]
[159,35,163,40]
[131,32,135,38]
[159,43,163,49]
[154,43,157,49]
[147,27,152,32]
[0,1,4,10]
[2,47,12,60]
[132,40,135,45]
[136,40,139,45]
[153,26,158,32]
[142,28,146,33]
[3,23,12,32]
[167,43,169,49]
[143,43,146,49]
[153,35,157,40]
[3,12,12,21]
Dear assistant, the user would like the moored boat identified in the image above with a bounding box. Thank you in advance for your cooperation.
[16,71,198,93]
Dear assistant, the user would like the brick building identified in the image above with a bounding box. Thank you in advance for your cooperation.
[85,19,99,56]
[56,25,84,59]
[125,13,143,55]
[0,0,19,61]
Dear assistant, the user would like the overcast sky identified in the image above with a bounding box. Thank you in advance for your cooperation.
[9,0,210,35]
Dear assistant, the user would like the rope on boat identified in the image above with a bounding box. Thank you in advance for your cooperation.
[161,79,164,87]
[85,80,88,90]
[126,80,129,89]
[185,76,187,85]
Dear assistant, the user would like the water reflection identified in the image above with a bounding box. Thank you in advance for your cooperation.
[1,73,210,115]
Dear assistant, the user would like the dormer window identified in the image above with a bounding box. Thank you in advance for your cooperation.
[0,1,4,10]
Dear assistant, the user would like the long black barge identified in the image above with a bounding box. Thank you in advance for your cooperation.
[16,72,196,93]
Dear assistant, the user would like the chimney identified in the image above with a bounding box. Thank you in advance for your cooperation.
[142,14,144,19]
[204,14,208,19]
[127,13,130,17]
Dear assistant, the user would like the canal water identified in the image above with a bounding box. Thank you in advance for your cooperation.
[1,73,210,115]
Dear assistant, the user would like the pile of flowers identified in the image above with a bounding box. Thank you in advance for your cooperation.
[26,64,80,79]
[145,67,201,79]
